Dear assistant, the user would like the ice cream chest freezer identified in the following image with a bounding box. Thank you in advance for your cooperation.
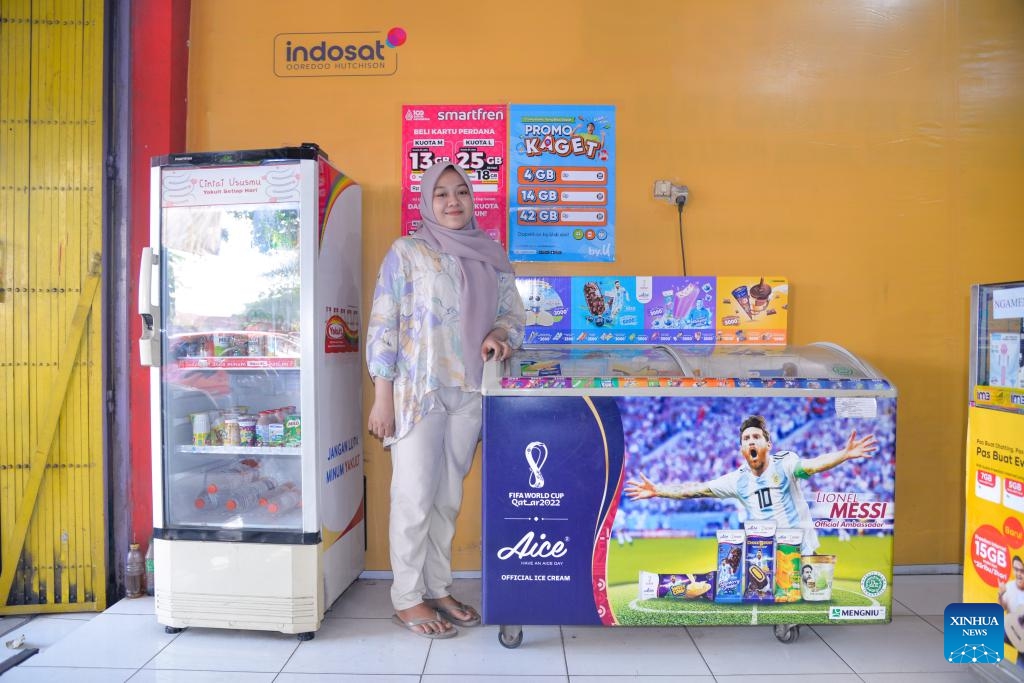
[481,343,896,648]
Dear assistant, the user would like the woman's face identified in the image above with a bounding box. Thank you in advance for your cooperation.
[431,167,473,230]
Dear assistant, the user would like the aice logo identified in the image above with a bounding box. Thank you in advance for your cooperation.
[274,27,407,78]
[524,441,548,489]
[496,531,567,560]
[944,603,1003,663]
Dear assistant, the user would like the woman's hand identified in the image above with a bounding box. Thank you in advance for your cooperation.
[368,378,395,440]
[481,329,513,362]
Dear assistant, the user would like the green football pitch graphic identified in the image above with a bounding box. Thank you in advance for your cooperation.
[605,534,891,626]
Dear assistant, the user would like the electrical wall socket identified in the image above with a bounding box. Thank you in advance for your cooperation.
[653,180,689,204]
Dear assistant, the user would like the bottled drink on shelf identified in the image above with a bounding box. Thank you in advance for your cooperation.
[224,478,277,512]
[194,490,225,509]
[263,483,302,514]
[125,543,144,598]
[204,459,260,493]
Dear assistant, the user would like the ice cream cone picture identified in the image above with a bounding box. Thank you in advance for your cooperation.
[732,285,753,319]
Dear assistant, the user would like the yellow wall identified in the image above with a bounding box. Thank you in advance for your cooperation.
[184,0,1024,568]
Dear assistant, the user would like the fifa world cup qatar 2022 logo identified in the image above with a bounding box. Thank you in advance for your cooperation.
[525,441,548,489]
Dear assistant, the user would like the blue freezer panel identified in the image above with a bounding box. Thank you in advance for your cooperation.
[483,396,624,625]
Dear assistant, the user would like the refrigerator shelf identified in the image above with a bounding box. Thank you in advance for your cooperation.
[175,358,299,370]
[177,445,302,457]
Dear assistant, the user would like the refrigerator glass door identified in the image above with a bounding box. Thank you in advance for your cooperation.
[159,163,305,533]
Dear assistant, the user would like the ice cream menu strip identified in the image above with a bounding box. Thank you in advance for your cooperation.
[508,104,616,263]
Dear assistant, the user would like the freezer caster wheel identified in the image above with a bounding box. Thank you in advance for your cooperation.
[774,624,800,644]
[164,626,184,634]
[297,631,314,641]
[498,625,523,649]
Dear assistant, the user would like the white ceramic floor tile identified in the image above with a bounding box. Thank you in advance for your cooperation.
[1,666,135,682]
[325,579,393,619]
[424,624,566,676]
[326,577,483,621]
[688,624,854,676]
[812,614,963,673]
[282,617,430,675]
[563,625,710,677]
[105,597,155,616]
[892,599,914,616]
[893,574,963,616]
[129,670,276,682]
[570,676,713,683]
[0,614,91,669]
[277,675,418,683]
[425,676,568,683]
[712,676,861,683]
[20,614,177,669]
[859,672,990,683]
[923,614,945,632]
[143,625,298,672]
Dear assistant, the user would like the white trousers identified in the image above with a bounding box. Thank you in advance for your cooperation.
[389,387,482,611]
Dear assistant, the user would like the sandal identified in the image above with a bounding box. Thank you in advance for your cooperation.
[391,611,457,639]
[426,598,481,627]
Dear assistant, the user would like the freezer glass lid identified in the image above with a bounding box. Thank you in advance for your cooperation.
[503,343,884,383]
[511,346,687,379]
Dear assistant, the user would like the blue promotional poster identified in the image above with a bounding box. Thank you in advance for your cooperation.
[515,276,785,347]
[508,104,616,262]
[482,394,896,627]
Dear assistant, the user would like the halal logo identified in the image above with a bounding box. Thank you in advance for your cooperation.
[860,571,887,598]
[524,441,548,489]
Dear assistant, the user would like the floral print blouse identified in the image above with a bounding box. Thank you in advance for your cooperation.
[366,237,525,445]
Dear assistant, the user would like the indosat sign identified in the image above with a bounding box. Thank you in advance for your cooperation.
[274,28,406,77]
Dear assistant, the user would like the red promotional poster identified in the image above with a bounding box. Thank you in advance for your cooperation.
[401,104,508,246]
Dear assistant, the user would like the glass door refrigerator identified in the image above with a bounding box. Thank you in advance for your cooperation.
[963,281,1024,680]
[138,145,364,639]
[481,343,897,648]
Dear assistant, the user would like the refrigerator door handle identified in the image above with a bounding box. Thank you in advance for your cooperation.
[139,246,162,367]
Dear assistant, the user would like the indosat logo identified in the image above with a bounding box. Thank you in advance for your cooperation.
[274,27,406,77]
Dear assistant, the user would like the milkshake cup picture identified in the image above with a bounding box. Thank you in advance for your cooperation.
[731,284,753,318]
[749,277,773,316]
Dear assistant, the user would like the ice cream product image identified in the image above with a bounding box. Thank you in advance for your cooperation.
[673,283,700,319]
[731,284,753,318]
[714,529,745,603]
[743,521,777,603]
[800,554,836,601]
[749,277,773,316]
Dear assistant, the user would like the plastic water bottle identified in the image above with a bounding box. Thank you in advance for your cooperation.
[194,490,225,509]
[265,485,302,514]
[144,541,155,596]
[224,478,277,512]
[125,543,145,598]
[204,459,260,493]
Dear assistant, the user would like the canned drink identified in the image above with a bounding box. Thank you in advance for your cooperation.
[224,418,241,446]
[238,416,257,447]
[191,412,210,446]
[284,415,301,447]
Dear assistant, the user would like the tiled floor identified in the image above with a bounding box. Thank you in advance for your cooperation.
[0,573,992,682]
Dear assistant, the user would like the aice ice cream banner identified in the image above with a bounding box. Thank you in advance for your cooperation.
[482,394,895,626]
[515,276,788,346]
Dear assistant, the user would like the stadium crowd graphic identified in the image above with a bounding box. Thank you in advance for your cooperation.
[615,396,896,537]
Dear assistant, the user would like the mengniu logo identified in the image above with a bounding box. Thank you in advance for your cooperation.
[944,603,1003,663]
[274,27,406,77]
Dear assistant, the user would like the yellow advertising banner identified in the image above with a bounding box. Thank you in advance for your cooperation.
[963,405,1024,664]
